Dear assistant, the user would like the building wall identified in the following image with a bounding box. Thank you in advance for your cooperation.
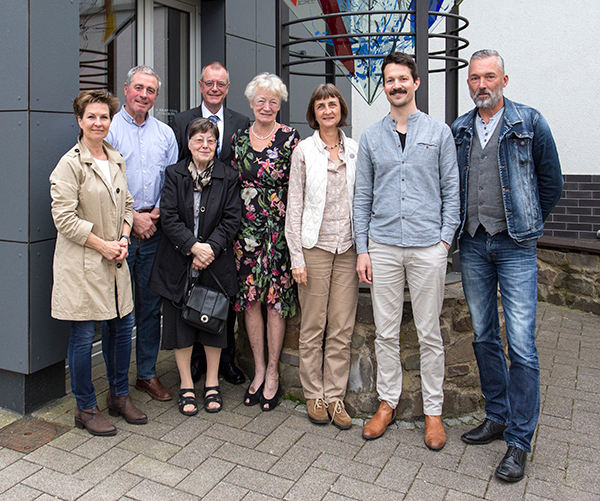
[351,0,600,239]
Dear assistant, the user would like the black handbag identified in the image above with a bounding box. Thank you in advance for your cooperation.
[181,265,229,335]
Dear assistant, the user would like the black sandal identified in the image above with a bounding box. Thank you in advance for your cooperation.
[178,389,198,416]
[243,382,264,407]
[260,383,280,412]
[204,385,223,413]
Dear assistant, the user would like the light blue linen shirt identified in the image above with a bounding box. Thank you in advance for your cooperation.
[107,105,178,210]
[354,111,460,254]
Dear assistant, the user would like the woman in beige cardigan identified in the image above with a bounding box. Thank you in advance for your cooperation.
[285,84,359,430]
[50,90,146,436]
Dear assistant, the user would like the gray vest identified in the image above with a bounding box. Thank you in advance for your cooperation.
[465,119,507,236]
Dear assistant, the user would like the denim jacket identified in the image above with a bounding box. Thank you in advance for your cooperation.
[354,112,460,254]
[451,98,563,242]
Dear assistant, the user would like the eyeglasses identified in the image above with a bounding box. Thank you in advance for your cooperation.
[190,137,217,147]
[201,80,228,89]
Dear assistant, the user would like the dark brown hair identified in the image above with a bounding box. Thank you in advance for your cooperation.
[73,90,120,119]
[381,52,419,82]
[187,117,219,142]
[306,84,349,130]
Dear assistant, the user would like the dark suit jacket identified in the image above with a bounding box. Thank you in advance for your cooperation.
[171,105,250,166]
[149,157,242,302]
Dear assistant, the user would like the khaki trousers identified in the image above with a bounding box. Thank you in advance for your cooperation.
[369,239,447,415]
[298,247,359,401]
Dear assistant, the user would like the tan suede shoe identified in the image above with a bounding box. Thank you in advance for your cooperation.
[307,398,329,424]
[424,415,446,451]
[362,400,396,440]
[328,400,352,430]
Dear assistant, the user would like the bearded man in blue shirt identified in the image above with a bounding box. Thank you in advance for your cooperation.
[354,52,460,449]
[452,50,562,482]
[107,65,178,402]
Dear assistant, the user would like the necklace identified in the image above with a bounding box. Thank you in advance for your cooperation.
[324,142,339,150]
[251,122,278,140]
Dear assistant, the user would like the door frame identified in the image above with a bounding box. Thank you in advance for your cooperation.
[137,0,201,111]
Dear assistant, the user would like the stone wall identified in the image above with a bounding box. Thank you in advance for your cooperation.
[537,249,600,315]
[237,280,489,420]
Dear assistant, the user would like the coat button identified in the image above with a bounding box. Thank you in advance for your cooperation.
[116,263,122,268]
[200,206,206,212]
[116,188,120,194]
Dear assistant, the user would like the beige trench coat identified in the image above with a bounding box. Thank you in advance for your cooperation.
[50,137,134,321]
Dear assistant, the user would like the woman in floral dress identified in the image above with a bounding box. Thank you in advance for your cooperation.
[233,73,300,411]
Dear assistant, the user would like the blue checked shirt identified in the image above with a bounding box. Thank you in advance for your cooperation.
[107,105,178,210]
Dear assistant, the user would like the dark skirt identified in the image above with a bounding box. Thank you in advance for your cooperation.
[161,299,227,350]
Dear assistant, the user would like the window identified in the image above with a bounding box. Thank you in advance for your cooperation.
[79,0,199,123]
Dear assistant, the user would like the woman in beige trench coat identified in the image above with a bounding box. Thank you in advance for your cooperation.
[50,90,146,436]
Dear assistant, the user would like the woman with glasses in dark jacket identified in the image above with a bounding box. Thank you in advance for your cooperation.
[149,118,241,415]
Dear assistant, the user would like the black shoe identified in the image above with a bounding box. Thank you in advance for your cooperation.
[260,383,280,412]
[219,362,245,385]
[495,445,527,482]
[461,418,507,445]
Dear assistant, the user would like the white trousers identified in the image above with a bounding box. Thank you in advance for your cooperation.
[369,239,447,415]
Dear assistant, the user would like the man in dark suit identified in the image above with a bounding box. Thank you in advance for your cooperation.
[171,61,250,385]
[171,61,250,166]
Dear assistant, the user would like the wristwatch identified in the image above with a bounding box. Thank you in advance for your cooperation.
[120,235,131,245]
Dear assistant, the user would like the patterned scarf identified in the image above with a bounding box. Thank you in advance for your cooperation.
[188,159,215,192]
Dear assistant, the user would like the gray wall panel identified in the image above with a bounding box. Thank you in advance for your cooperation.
[226,36,256,119]
[0,1,28,111]
[29,0,79,112]
[0,242,29,373]
[226,0,256,42]
[0,112,29,242]
[30,240,69,372]
[201,0,226,86]
[256,44,276,76]
[30,113,78,243]
[256,0,276,47]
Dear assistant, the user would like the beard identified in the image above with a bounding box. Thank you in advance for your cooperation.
[470,86,503,109]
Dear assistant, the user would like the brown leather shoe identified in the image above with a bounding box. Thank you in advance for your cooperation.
[107,394,148,424]
[307,398,329,424]
[362,400,396,440]
[74,406,117,436]
[136,377,172,401]
[328,400,352,430]
[424,415,446,451]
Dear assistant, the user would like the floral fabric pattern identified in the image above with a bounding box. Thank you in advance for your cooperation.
[233,125,300,317]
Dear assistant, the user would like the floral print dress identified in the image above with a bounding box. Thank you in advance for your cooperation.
[233,125,300,317]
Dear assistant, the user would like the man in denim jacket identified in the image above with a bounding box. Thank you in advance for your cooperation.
[355,52,460,449]
[451,50,563,482]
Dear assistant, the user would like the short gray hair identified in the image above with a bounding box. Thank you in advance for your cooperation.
[126,65,162,91]
[201,62,230,83]
[470,49,505,74]
[244,73,288,103]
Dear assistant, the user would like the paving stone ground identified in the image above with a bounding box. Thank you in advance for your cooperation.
[1,302,599,500]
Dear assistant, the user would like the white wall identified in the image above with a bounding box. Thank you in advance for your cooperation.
[352,0,600,175]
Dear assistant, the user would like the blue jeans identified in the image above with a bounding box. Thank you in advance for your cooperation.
[127,227,163,380]
[459,228,540,452]
[69,313,134,410]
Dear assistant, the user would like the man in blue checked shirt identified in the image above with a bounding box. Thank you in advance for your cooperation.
[354,52,460,449]
[107,65,178,402]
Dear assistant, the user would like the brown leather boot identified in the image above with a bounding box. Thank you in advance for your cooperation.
[424,415,446,451]
[362,400,396,440]
[74,406,117,436]
[107,394,148,424]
